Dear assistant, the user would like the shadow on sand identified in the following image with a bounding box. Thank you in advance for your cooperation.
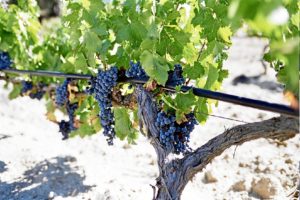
[0,156,94,200]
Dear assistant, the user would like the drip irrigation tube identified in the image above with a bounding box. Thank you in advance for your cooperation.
[1,68,298,118]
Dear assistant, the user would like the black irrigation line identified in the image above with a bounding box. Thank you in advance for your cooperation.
[1,68,299,118]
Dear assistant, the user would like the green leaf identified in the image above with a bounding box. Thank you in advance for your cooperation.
[174,90,196,114]
[147,22,160,40]
[83,31,100,53]
[8,84,21,100]
[114,107,137,141]
[183,63,205,79]
[116,25,131,43]
[140,50,169,85]
[71,124,96,138]
[183,43,198,64]
[195,98,209,123]
[204,65,219,90]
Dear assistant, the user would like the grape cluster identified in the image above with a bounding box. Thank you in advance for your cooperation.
[29,90,45,100]
[94,67,118,145]
[155,111,198,154]
[125,61,148,79]
[58,102,78,140]
[167,64,185,86]
[0,51,12,69]
[56,79,70,106]
[21,81,33,94]
[66,102,78,131]
[21,81,46,100]
[58,120,71,140]
[156,112,176,149]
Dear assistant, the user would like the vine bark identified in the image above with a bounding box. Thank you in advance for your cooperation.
[135,86,299,200]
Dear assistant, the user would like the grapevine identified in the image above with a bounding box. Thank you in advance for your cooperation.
[0,1,298,199]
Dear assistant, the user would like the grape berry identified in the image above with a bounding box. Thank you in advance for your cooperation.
[156,111,197,154]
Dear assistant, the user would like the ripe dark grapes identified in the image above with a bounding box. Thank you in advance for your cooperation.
[20,81,33,94]
[155,111,198,154]
[167,64,185,86]
[58,120,71,140]
[29,83,47,100]
[56,79,70,106]
[0,51,12,69]
[58,102,78,140]
[66,102,78,131]
[94,66,118,145]
[125,61,148,79]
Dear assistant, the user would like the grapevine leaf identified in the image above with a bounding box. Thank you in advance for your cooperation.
[183,63,205,79]
[114,107,137,141]
[183,43,198,65]
[195,98,209,123]
[217,26,232,44]
[140,50,169,85]
[71,124,96,138]
[83,31,100,53]
[174,90,196,114]
[8,84,21,100]
[204,65,219,90]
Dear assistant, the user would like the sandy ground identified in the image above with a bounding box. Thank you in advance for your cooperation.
[0,36,299,200]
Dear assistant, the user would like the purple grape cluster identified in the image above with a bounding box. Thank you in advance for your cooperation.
[29,90,45,100]
[20,81,46,100]
[56,79,70,106]
[125,61,148,79]
[155,111,198,154]
[156,112,177,149]
[66,102,78,131]
[58,102,78,140]
[167,64,185,86]
[58,120,71,140]
[0,51,12,69]
[94,67,118,145]
[21,81,33,94]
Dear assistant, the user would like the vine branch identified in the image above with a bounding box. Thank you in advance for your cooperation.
[135,87,299,199]
[182,115,299,181]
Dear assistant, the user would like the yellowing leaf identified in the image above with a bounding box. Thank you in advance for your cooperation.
[217,26,232,44]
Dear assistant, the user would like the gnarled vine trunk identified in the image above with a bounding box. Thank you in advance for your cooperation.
[135,86,299,200]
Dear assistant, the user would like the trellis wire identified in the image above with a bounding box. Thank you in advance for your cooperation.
[195,111,251,124]
[0,68,298,118]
